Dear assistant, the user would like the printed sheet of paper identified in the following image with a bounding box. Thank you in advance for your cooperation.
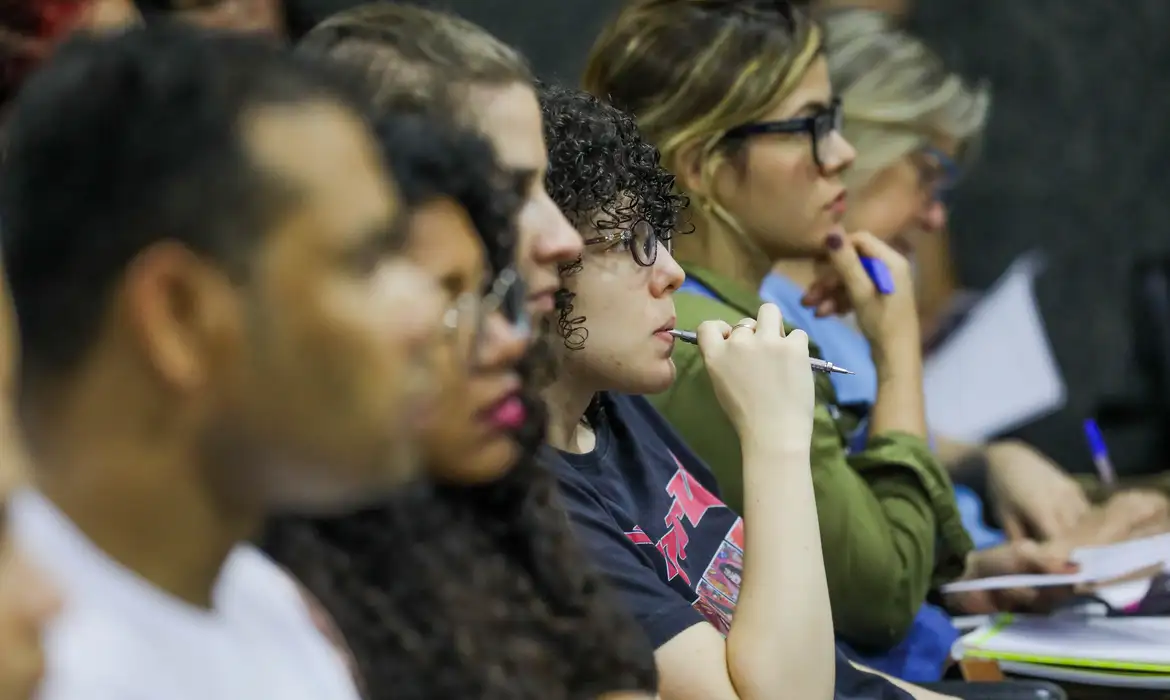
[923,252,1066,442]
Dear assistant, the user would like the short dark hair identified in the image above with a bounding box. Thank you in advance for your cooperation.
[539,82,688,349]
[376,114,519,275]
[0,24,371,381]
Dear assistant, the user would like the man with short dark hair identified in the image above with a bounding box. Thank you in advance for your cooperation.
[1,25,442,699]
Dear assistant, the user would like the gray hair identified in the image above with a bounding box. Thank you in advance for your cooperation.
[820,8,991,187]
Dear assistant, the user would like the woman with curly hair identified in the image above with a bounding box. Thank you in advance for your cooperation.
[264,111,659,700]
[536,82,965,700]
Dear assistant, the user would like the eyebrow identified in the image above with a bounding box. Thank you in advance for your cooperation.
[793,99,831,117]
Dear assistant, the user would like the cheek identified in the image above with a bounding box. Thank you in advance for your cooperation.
[850,184,921,241]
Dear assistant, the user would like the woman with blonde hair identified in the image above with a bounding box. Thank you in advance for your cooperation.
[582,0,1070,670]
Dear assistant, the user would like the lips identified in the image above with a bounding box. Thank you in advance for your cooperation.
[826,190,847,211]
[655,317,677,334]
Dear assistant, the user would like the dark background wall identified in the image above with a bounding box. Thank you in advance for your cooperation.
[412,0,1170,477]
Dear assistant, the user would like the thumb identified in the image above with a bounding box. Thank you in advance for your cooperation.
[1002,512,1028,541]
[824,230,875,300]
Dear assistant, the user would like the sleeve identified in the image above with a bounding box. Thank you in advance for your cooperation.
[651,315,973,651]
[552,469,706,650]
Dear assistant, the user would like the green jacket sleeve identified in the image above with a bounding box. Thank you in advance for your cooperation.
[649,295,973,650]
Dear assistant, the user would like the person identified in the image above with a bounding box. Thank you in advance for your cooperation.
[263,8,658,698]
[536,82,959,700]
[768,8,1170,550]
[1,25,443,699]
[298,2,583,322]
[266,112,658,700]
[581,0,1071,657]
[133,0,287,37]
[0,269,62,700]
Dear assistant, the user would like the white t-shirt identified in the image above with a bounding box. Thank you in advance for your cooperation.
[10,489,363,700]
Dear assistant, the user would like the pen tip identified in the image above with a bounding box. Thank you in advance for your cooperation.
[838,368,855,375]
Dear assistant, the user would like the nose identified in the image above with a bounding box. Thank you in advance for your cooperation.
[521,189,583,268]
[919,199,948,234]
[822,131,857,175]
[473,311,529,371]
[651,241,686,297]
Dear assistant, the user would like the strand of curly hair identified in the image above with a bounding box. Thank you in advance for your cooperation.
[263,113,658,700]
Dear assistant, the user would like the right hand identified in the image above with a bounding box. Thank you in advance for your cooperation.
[696,303,815,449]
[801,230,919,356]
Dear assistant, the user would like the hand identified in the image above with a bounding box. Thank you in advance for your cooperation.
[946,540,1078,615]
[985,440,1090,541]
[1062,490,1170,548]
[697,303,815,451]
[801,231,919,360]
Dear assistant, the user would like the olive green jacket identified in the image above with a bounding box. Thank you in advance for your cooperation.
[649,264,973,649]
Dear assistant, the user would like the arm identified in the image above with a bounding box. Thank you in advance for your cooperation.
[849,662,959,700]
[655,338,970,649]
[553,467,831,700]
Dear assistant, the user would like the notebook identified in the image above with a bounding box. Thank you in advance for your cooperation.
[954,614,1170,689]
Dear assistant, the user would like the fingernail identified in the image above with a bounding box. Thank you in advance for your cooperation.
[826,233,843,250]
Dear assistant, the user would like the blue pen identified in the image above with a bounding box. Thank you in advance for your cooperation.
[1082,418,1117,490]
[860,256,896,295]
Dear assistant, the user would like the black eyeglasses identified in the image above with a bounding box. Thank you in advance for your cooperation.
[918,146,962,205]
[443,266,529,364]
[583,219,671,267]
[722,98,844,170]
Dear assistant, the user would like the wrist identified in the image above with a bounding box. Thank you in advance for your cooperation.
[740,430,812,464]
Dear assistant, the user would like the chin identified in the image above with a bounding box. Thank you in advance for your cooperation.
[625,358,677,396]
[427,435,520,486]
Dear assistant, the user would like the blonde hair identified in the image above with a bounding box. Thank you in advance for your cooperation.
[297,3,532,118]
[583,0,822,235]
[820,8,990,188]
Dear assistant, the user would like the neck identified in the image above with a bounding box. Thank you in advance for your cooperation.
[25,378,260,609]
[675,210,773,291]
[772,258,819,290]
[540,370,598,454]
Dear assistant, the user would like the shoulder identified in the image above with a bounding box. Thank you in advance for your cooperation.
[38,600,149,698]
[673,292,746,329]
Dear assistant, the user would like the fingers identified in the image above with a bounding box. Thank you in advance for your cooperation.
[696,319,734,347]
[823,229,875,300]
[754,303,784,337]
[1002,513,1028,542]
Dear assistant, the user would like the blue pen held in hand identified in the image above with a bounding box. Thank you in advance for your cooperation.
[1083,418,1117,489]
[860,256,896,295]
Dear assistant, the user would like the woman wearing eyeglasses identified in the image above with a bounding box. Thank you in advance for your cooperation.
[582,0,1076,670]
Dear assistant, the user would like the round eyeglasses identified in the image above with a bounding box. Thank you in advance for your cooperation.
[583,219,671,267]
[442,266,529,364]
[721,98,844,170]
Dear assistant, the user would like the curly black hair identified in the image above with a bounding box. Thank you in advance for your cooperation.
[263,113,658,700]
[539,82,689,351]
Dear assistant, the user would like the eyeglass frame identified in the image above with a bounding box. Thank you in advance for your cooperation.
[582,218,672,267]
[721,98,845,170]
[917,146,962,205]
[442,265,529,365]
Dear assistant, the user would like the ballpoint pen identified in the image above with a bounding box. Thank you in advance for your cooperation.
[1082,418,1116,491]
[667,329,854,375]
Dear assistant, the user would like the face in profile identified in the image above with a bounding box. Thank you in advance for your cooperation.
[161,0,285,37]
[405,198,529,483]
[466,82,582,320]
[187,100,443,510]
[844,137,957,256]
[0,270,61,700]
[709,57,857,258]
[555,216,684,395]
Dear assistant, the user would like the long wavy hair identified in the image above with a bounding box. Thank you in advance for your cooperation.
[263,113,658,700]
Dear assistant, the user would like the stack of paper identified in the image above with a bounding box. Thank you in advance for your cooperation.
[953,615,1170,690]
[940,532,1170,593]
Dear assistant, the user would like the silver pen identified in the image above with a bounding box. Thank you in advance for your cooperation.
[667,329,855,375]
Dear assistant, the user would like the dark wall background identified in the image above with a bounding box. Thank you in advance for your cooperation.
[293,0,1170,477]
[909,0,1170,476]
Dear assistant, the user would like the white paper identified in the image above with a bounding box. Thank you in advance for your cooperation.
[957,615,1170,667]
[923,252,1066,442]
[940,532,1170,593]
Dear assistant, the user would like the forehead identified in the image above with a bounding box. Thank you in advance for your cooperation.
[760,56,832,121]
[463,82,546,173]
[243,100,398,249]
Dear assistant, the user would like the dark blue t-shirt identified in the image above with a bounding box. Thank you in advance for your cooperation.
[543,392,913,699]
